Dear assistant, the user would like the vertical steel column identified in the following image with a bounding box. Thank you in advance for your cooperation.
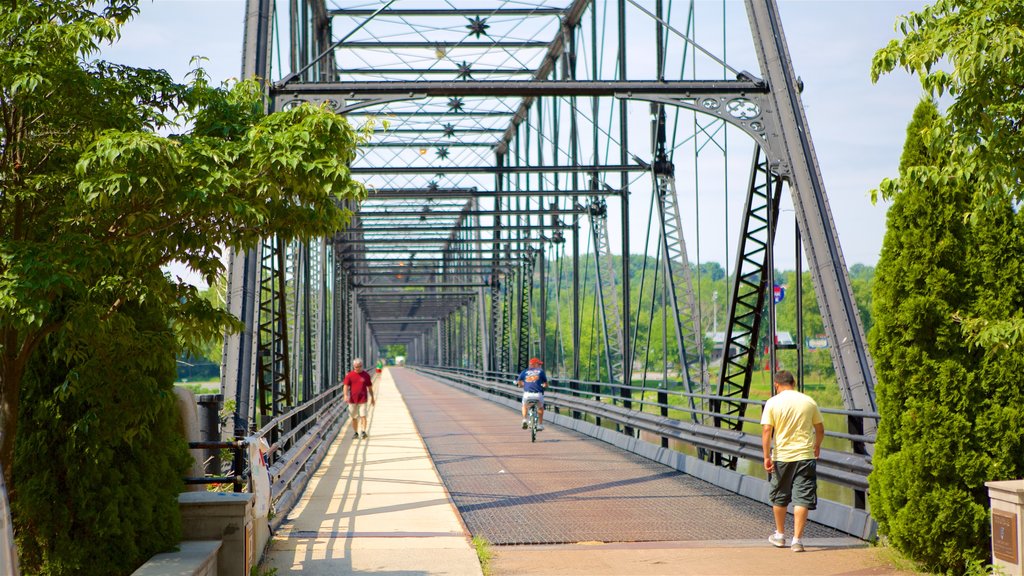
[617,0,633,422]
[224,0,274,436]
[795,224,805,391]
[564,20,581,383]
[435,320,443,365]
[744,0,877,435]
[536,104,546,363]
[713,147,782,468]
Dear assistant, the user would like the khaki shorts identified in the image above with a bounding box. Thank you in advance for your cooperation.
[349,402,369,418]
[769,459,817,509]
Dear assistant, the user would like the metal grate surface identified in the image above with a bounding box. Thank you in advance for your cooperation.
[392,368,844,545]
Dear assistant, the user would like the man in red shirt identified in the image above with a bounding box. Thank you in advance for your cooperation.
[343,358,375,439]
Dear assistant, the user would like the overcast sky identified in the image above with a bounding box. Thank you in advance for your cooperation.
[101,0,930,270]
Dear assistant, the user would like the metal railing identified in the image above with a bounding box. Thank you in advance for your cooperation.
[185,378,362,529]
[414,365,877,493]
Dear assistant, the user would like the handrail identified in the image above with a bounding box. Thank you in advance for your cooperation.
[185,439,247,492]
[414,365,873,492]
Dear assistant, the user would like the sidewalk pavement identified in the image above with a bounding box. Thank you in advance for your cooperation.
[261,368,915,576]
[261,369,483,576]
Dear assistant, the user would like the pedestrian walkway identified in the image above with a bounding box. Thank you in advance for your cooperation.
[261,367,915,576]
[262,369,483,575]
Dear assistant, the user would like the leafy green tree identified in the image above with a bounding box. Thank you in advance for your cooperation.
[872,0,1024,348]
[872,0,1023,203]
[385,344,407,360]
[0,0,367,490]
[867,99,996,573]
[14,300,191,576]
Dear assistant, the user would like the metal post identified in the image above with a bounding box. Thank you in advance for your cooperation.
[618,0,634,429]
[197,394,224,475]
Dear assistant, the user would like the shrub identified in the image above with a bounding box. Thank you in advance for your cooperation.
[13,301,191,575]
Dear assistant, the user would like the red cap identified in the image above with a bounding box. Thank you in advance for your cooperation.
[528,357,543,365]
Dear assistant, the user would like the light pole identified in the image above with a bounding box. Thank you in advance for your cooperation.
[712,291,718,335]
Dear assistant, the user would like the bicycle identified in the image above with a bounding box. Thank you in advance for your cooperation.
[522,392,542,443]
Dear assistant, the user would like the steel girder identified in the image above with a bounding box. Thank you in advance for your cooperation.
[745,0,878,430]
[588,198,625,386]
[713,146,782,469]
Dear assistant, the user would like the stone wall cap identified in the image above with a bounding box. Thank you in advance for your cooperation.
[985,479,1024,493]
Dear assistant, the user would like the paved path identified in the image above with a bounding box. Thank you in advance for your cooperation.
[260,367,916,575]
[262,368,482,576]
[394,367,843,545]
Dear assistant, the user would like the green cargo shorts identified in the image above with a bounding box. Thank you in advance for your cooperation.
[769,459,817,510]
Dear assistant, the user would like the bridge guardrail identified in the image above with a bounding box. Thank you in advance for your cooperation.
[185,381,352,529]
[413,365,874,492]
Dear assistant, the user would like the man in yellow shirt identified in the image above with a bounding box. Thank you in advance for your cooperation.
[761,370,825,553]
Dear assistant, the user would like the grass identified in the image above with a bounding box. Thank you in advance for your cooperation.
[873,540,927,574]
[472,536,493,576]
[175,379,219,395]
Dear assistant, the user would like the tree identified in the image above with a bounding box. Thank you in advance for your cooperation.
[14,300,192,576]
[0,0,367,489]
[867,99,997,573]
[872,0,1024,348]
[872,0,1024,203]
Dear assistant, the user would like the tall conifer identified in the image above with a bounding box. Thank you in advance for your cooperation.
[869,98,1024,572]
[868,99,982,572]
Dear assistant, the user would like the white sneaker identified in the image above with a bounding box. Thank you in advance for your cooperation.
[768,533,785,548]
[536,424,545,431]
[791,538,804,552]
[521,419,528,429]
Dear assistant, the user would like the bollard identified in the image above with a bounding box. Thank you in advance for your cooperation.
[197,394,224,476]
[986,480,1024,576]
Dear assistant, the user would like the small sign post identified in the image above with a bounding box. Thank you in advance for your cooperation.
[986,480,1024,576]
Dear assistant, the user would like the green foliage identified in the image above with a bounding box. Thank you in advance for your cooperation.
[13,301,191,576]
[384,344,407,360]
[1,0,367,490]
[0,0,369,571]
[472,536,493,576]
[868,99,1024,573]
[533,254,870,393]
[871,0,1024,206]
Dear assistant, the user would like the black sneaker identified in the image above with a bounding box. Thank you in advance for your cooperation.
[353,431,359,439]
[361,431,368,439]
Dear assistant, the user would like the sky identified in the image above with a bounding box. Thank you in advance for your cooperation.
[100,0,931,271]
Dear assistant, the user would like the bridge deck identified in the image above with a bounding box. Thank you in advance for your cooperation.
[395,367,843,545]
[263,367,912,575]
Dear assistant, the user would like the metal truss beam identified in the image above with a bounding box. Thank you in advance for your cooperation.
[713,147,780,468]
[338,41,551,49]
[354,282,487,288]
[745,0,877,430]
[366,187,619,198]
[352,164,644,175]
[336,67,536,75]
[357,224,569,233]
[337,247,537,255]
[363,142,496,148]
[342,237,555,245]
[272,80,764,110]
[348,111,514,118]
[329,8,565,17]
[356,208,587,218]
[342,257,522,264]
[357,292,477,298]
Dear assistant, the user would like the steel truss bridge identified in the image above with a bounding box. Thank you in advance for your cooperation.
[219,0,879,531]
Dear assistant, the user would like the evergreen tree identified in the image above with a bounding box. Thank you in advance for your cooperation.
[13,300,191,575]
[867,98,1024,573]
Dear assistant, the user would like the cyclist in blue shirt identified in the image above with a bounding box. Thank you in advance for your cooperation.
[516,357,548,431]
